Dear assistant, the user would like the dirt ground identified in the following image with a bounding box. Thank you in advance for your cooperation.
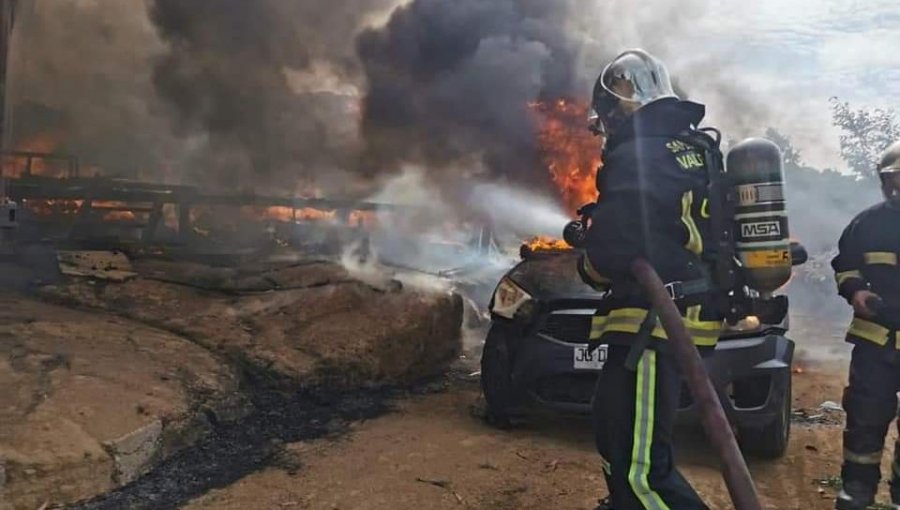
[181,359,898,510]
[0,293,248,509]
[0,255,464,510]
[5,256,889,510]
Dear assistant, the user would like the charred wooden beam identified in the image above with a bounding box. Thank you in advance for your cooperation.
[6,176,410,213]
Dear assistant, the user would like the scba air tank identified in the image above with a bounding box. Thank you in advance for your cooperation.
[726,138,792,295]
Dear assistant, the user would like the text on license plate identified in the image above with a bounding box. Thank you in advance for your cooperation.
[574,344,607,370]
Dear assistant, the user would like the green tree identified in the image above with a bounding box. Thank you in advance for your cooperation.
[765,127,803,167]
[830,98,900,178]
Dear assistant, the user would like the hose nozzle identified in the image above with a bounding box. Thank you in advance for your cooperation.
[563,220,587,248]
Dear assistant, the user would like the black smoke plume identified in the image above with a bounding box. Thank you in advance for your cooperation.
[7,0,172,177]
[356,0,588,188]
[8,0,826,200]
[147,0,397,193]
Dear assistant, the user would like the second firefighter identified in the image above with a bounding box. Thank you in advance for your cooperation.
[831,140,900,510]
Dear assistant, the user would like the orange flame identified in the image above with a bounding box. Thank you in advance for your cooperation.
[21,199,84,217]
[21,198,151,223]
[92,201,138,222]
[242,206,338,223]
[530,98,602,215]
[1,133,70,178]
[241,206,380,227]
[349,210,377,228]
[525,235,572,252]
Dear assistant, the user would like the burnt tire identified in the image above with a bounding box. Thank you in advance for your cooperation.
[737,374,792,459]
[480,323,516,429]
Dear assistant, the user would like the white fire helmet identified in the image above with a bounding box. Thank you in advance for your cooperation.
[878,140,900,176]
[589,49,678,135]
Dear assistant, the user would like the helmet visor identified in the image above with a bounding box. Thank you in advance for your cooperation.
[588,85,620,135]
[878,140,900,175]
[880,163,900,175]
[600,49,676,105]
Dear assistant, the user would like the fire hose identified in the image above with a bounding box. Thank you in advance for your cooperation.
[630,258,763,510]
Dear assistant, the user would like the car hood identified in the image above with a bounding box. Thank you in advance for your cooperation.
[506,251,603,300]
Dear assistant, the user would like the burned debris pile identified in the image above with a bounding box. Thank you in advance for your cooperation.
[39,257,464,392]
[0,161,470,509]
[2,251,464,509]
[0,294,249,509]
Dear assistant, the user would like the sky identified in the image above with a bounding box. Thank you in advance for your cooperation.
[685,0,899,169]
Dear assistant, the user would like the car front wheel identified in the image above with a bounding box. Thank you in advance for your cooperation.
[480,323,517,429]
[737,373,792,459]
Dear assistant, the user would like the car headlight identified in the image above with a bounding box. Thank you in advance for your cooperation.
[491,277,533,320]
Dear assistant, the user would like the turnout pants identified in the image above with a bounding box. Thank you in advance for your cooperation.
[592,343,709,510]
[841,343,900,504]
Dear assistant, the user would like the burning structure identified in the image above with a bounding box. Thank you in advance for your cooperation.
[1,4,605,270]
[4,0,603,232]
[0,0,620,313]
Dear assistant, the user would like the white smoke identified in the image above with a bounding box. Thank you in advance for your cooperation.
[336,166,518,360]
[467,182,572,238]
[361,166,518,272]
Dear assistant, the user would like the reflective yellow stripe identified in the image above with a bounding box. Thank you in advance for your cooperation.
[628,350,671,510]
[590,315,609,340]
[896,331,900,351]
[685,305,720,347]
[844,448,883,465]
[601,317,668,338]
[848,318,890,346]
[686,305,702,324]
[597,308,664,338]
[607,308,649,320]
[681,191,703,256]
[864,252,898,265]
[700,198,711,219]
[590,307,722,346]
[835,270,863,286]
[689,332,720,347]
[687,326,721,347]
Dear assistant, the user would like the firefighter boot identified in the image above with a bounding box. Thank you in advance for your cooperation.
[594,497,614,510]
[835,481,875,510]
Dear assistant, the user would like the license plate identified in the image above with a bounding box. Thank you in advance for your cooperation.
[574,344,607,370]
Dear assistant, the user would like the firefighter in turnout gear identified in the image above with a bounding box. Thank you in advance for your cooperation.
[832,140,900,510]
[578,49,722,510]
